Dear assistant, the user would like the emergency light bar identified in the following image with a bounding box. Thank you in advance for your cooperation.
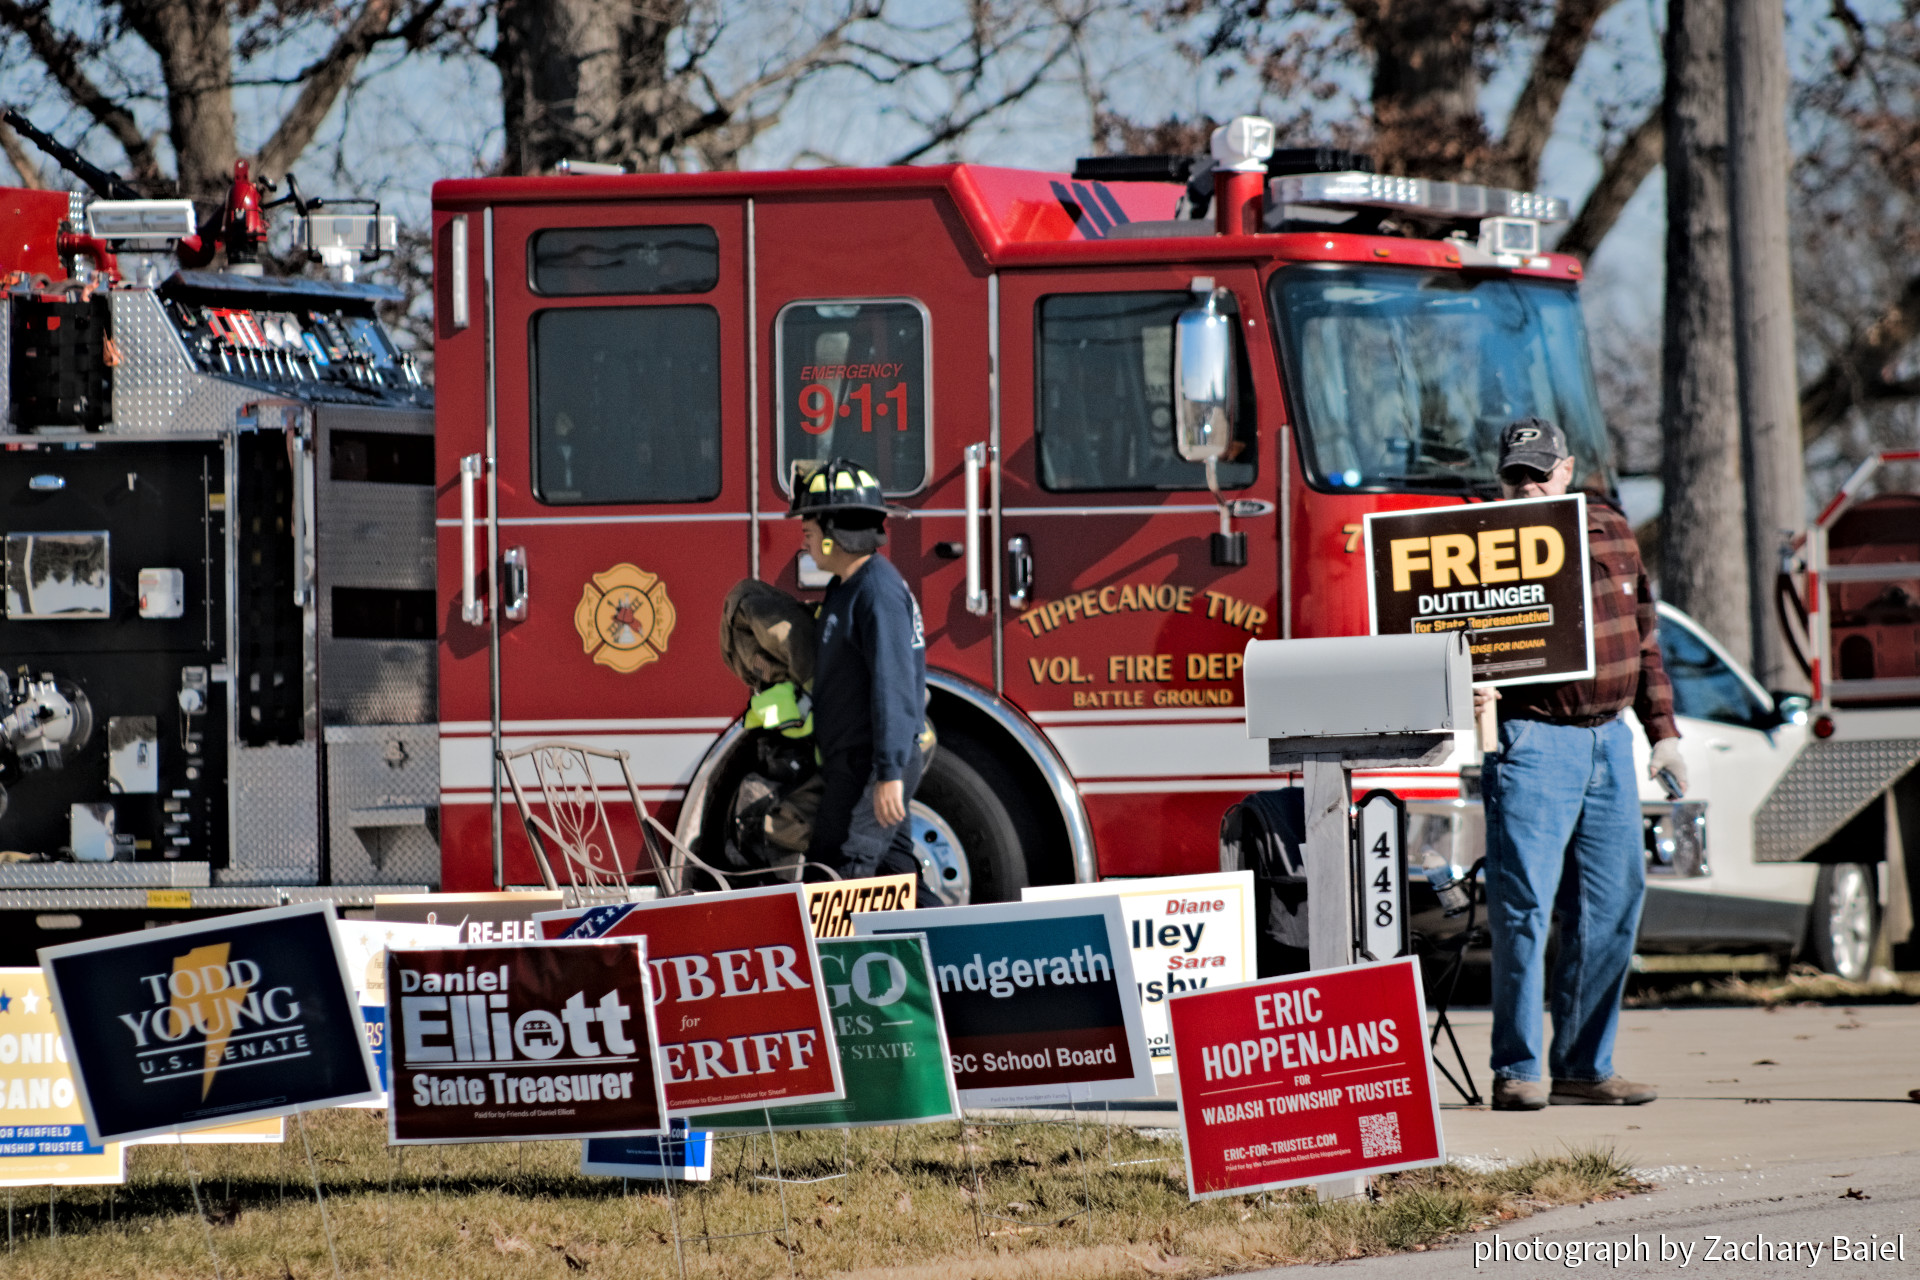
[1271,171,1568,224]
[295,213,399,257]
[86,198,197,243]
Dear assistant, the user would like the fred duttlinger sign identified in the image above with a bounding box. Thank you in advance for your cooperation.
[1363,492,1593,686]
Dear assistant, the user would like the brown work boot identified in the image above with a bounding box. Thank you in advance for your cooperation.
[1491,1077,1548,1111]
[1550,1076,1657,1105]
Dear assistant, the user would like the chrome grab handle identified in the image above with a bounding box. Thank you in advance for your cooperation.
[502,545,528,621]
[1006,534,1032,609]
[460,452,485,625]
[964,442,988,617]
[290,431,315,608]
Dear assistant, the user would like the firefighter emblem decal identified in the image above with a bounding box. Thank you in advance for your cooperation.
[574,564,677,673]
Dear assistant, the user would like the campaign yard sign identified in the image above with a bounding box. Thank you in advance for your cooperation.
[374,892,568,943]
[0,968,124,1186]
[1363,493,1593,686]
[1167,956,1443,1199]
[1024,873,1254,1073]
[386,939,667,1145]
[856,899,1153,1109]
[701,934,957,1131]
[39,903,380,1145]
[807,874,916,938]
[583,1119,713,1181]
[536,884,844,1117]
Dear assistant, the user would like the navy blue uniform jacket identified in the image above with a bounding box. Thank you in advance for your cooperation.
[812,555,926,781]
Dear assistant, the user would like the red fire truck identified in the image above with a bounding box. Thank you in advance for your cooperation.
[429,118,1615,899]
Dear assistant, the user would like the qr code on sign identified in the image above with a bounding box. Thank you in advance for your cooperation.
[1359,1112,1401,1158]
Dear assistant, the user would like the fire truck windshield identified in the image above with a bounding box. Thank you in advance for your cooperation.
[1268,265,1614,496]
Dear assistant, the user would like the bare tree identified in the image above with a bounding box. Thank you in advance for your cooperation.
[0,1,473,203]
[492,0,1109,177]
[1124,1,1662,258]
[1659,0,1749,655]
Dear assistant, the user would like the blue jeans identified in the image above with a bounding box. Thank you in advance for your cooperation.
[1483,715,1645,1084]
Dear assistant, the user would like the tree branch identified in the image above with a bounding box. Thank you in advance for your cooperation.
[1490,0,1619,189]
[0,116,47,188]
[0,0,164,187]
[254,0,441,179]
[1555,105,1661,259]
[1799,270,1920,439]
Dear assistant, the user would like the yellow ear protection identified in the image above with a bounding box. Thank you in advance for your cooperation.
[820,536,834,555]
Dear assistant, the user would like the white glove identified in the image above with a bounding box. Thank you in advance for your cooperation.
[1649,738,1688,796]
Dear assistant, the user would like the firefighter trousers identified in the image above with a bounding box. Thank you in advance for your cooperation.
[807,749,925,888]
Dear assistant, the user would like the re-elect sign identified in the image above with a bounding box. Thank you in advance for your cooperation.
[39,904,380,1144]
[1364,493,1592,686]
[1024,873,1254,1072]
[537,884,843,1117]
[857,899,1153,1108]
[387,939,667,1144]
[1168,956,1443,1199]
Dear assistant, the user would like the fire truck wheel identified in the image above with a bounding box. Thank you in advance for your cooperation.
[914,748,1025,905]
[1807,862,1878,982]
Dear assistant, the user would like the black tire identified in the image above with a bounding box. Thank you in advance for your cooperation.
[916,747,1025,903]
[1807,862,1878,981]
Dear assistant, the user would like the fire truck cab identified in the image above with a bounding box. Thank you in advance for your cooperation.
[431,117,1615,900]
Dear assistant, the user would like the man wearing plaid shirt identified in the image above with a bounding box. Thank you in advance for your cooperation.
[1476,417,1686,1111]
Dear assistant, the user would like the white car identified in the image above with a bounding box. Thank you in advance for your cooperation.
[1628,602,1878,979]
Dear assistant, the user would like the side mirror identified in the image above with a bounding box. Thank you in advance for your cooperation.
[1173,288,1237,464]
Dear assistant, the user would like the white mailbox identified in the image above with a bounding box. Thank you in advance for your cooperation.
[1243,632,1472,769]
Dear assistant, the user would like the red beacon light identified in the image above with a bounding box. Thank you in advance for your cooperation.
[1811,715,1836,740]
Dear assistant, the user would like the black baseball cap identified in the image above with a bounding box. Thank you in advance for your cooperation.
[1497,417,1570,474]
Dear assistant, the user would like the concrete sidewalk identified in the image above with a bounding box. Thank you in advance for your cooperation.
[1003,1003,1920,1174]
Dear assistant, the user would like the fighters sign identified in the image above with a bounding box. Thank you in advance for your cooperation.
[386,939,666,1144]
[1168,956,1443,1199]
[536,884,843,1117]
[1363,493,1592,686]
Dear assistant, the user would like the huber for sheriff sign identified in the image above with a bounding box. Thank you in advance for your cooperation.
[1167,957,1443,1199]
[1363,493,1592,686]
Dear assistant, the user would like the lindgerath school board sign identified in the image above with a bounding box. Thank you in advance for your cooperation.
[38,903,380,1145]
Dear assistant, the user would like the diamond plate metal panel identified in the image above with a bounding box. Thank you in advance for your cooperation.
[1753,737,1920,862]
[315,484,435,587]
[317,639,434,725]
[101,291,256,436]
[324,725,441,886]
[225,741,321,883]
[0,861,211,889]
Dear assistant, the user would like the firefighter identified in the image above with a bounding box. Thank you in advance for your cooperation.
[789,459,930,885]
[1476,417,1685,1111]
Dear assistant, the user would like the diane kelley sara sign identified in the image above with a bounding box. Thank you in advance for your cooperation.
[386,939,667,1144]
[39,904,379,1145]
[537,884,843,1117]
[1168,956,1443,1199]
[702,933,957,1131]
[857,899,1153,1108]
[1025,872,1254,1072]
[0,968,124,1187]
[1364,493,1593,686]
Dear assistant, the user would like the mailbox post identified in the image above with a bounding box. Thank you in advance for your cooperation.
[1242,632,1472,1200]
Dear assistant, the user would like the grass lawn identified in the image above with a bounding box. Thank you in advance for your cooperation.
[2,1110,1640,1279]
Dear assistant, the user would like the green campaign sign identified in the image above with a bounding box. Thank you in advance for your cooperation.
[703,934,957,1131]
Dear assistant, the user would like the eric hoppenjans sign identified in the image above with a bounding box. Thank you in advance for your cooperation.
[39,904,379,1145]
[386,939,666,1144]
[1024,872,1254,1072]
[1168,956,1442,1199]
[536,884,843,1117]
[856,898,1152,1109]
